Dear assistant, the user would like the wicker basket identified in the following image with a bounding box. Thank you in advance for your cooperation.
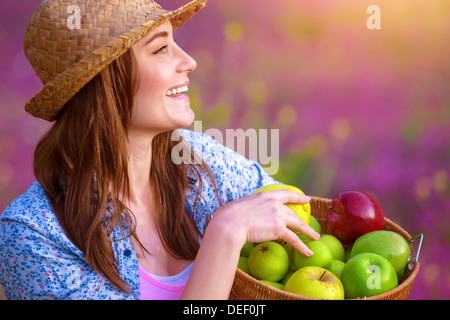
[227,195,421,300]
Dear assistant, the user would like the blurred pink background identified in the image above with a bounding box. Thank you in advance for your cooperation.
[0,0,449,299]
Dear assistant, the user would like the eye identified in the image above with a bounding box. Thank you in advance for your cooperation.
[153,45,168,55]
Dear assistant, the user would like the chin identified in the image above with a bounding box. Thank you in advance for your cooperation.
[172,109,195,129]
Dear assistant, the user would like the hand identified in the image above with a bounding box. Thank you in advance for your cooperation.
[209,189,321,257]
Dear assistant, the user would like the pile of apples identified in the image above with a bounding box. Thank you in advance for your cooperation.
[237,184,411,300]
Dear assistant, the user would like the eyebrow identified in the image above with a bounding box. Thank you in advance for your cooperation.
[144,31,169,46]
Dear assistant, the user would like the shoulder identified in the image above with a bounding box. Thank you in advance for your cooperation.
[177,128,248,169]
[178,128,280,212]
[0,180,75,249]
[177,128,279,190]
[177,128,225,158]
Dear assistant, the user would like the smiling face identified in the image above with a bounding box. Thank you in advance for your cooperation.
[129,21,197,137]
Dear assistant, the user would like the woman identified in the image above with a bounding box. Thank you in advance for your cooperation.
[0,0,319,299]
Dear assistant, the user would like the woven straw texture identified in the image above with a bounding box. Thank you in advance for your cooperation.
[23,0,207,121]
[226,196,420,300]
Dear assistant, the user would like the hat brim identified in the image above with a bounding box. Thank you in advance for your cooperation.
[25,0,207,121]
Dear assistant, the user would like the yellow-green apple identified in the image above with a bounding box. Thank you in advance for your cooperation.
[260,280,285,290]
[280,270,295,285]
[341,252,398,299]
[240,243,255,258]
[350,230,410,281]
[284,266,344,300]
[299,215,322,242]
[328,260,345,279]
[326,190,385,244]
[293,240,333,270]
[252,184,311,224]
[237,256,252,275]
[319,234,345,261]
[248,241,289,282]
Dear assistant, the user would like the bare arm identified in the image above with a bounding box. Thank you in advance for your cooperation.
[180,189,321,299]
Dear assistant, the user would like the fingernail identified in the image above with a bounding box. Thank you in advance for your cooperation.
[315,232,321,239]
[307,249,314,256]
[304,195,311,202]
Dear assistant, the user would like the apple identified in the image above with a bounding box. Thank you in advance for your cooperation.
[279,241,295,270]
[299,215,322,242]
[240,243,255,258]
[237,256,252,275]
[340,252,398,299]
[253,184,311,224]
[260,280,285,291]
[284,266,344,300]
[326,190,385,244]
[319,234,345,261]
[293,240,333,270]
[350,230,410,281]
[280,270,295,285]
[328,260,345,279]
[248,241,289,282]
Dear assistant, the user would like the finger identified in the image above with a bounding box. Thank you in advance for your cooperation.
[283,210,321,241]
[257,189,311,205]
[280,228,314,257]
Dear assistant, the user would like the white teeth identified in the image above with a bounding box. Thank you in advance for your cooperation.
[166,85,188,96]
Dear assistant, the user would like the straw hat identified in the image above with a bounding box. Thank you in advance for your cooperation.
[23,0,207,121]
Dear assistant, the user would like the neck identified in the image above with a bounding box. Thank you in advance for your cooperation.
[125,130,156,207]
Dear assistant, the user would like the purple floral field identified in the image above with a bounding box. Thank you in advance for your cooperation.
[0,0,449,299]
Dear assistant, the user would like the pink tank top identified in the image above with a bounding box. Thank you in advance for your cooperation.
[138,261,194,300]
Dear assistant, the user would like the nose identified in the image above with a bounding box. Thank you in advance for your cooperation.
[176,46,197,74]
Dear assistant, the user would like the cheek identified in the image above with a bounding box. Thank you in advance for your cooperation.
[136,69,160,100]
[130,67,167,126]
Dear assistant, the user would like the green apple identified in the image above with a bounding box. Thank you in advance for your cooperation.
[280,241,294,269]
[319,234,345,261]
[237,256,252,275]
[284,266,344,300]
[341,252,398,299]
[299,215,322,242]
[248,241,289,282]
[328,260,345,279]
[280,270,295,285]
[260,280,285,291]
[293,240,333,270]
[240,243,255,258]
[350,230,410,281]
[252,184,311,224]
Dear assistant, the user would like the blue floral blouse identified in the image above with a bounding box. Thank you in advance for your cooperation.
[0,129,279,299]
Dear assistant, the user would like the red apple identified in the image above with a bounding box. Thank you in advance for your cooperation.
[326,191,384,245]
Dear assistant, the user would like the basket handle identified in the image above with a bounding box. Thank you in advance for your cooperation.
[407,233,423,271]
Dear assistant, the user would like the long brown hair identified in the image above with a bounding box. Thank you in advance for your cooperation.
[34,49,217,293]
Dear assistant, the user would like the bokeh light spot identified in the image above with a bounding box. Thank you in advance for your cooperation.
[433,170,448,193]
[277,104,297,126]
[223,21,244,41]
[330,117,351,140]
[415,176,432,200]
